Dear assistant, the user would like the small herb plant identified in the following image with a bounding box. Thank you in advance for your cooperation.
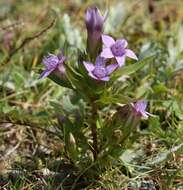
[39,6,153,172]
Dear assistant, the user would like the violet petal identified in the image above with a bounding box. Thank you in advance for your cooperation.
[88,72,98,79]
[141,112,149,118]
[39,69,54,79]
[131,100,149,118]
[103,10,108,22]
[125,49,138,60]
[101,48,114,58]
[116,56,125,67]
[135,100,147,111]
[95,56,106,67]
[106,63,118,75]
[100,76,110,81]
[83,61,95,72]
[102,34,115,47]
[118,39,128,48]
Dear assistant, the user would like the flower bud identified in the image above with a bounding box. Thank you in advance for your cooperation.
[67,132,77,161]
[85,6,108,59]
[69,132,76,149]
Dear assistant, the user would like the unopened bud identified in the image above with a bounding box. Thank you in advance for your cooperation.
[69,132,76,149]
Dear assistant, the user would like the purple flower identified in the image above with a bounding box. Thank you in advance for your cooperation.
[131,100,150,118]
[85,7,108,57]
[101,35,138,67]
[83,56,118,81]
[39,52,67,79]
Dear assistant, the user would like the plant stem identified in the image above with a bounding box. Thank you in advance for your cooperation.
[91,102,98,161]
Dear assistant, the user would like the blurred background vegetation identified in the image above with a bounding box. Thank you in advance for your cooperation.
[0,0,183,189]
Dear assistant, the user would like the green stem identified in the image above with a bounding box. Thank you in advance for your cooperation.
[91,102,98,161]
[120,115,140,144]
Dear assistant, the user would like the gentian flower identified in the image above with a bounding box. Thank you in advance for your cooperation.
[83,56,118,81]
[101,34,138,67]
[131,100,150,118]
[39,52,67,79]
[85,7,108,58]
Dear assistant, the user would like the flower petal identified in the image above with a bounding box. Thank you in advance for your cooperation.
[100,76,110,81]
[85,8,92,24]
[125,49,138,60]
[117,39,128,48]
[141,112,149,119]
[134,100,147,112]
[95,56,106,67]
[115,56,125,67]
[102,34,115,47]
[103,10,108,22]
[131,100,150,118]
[88,72,98,79]
[100,48,114,58]
[43,54,59,69]
[39,69,54,79]
[106,63,118,75]
[83,61,95,72]
[145,111,154,117]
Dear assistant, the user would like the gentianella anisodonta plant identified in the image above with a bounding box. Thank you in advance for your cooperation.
[39,6,152,167]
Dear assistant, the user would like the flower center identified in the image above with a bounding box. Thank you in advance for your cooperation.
[111,41,125,56]
[92,66,106,78]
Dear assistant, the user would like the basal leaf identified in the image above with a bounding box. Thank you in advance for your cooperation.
[146,143,183,166]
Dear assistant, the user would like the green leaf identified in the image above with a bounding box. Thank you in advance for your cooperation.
[146,143,183,166]
[148,116,165,136]
[111,55,156,80]
[48,73,73,89]
[50,101,65,115]
[61,96,78,113]
[64,64,85,90]
[121,148,145,164]
[153,83,168,94]
[97,95,133,105]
